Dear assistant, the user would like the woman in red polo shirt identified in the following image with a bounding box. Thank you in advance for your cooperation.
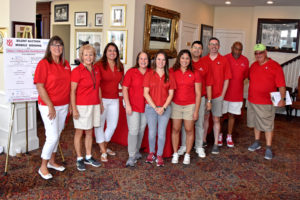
[71,45,102,171]
[94,43,124,162]
[122,52,151,167]
[143,50,176,167]
[170,49,201,165]
[34,36,71,180]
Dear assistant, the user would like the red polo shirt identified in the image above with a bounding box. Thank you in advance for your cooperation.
[34,59,71,106]
[143,70,176,107]
[248,58,286,105]
[202,53,232,99]
[171,68,201,105]
[71,63,101,105]
[224,53,249,102]
[95,61,124,99]
[192,58,213,97]
[122,68,150,113]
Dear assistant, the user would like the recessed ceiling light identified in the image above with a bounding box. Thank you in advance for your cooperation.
[266,1,274,4]
[225,1,231,5]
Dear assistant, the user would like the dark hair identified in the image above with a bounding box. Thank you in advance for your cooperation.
[153,50,169,83]
[43,35,65,65]
[173,49,193,72]
[133,51,151,69]
[99,42,123,72]
[191,41,203,48]
[209,37,220,45]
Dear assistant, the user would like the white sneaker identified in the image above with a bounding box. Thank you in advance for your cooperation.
[196,147,206,158]
[183,153,190,165]
[177,146,186,156]
[171,152,179,164]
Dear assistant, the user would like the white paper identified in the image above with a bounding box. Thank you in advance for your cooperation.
[3,38,49,102]
[270,91,292,106]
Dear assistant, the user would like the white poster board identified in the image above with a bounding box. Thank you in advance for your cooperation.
[3,38,49,102]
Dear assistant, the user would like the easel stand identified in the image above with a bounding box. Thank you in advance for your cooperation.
[4,102,66,175]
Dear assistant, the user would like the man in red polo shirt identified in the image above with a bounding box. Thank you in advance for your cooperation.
[247,44,286,160]
[221,42,249,147]
[177,41,212,158]
[202,37,232,154]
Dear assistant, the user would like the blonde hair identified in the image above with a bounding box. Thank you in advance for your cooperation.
[79,44,96,63]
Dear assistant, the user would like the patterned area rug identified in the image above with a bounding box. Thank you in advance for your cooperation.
[0,111,299,199]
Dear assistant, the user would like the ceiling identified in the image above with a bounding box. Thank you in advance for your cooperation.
[200,0,300,6]
[36,0,300,6]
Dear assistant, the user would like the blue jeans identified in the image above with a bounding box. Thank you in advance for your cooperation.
[145,104,171,156]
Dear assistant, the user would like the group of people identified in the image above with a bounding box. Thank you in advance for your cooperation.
[34,35,286,180]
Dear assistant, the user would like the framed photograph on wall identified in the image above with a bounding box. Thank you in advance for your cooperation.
[200,24,213,57]
[75,12,88,26]
[54,4,69,22]
[256,18,300,53]
[95,13,103,26]
[143,4,180,59]
[12,21,35,38]
[0,28,8,53]
[75,29,103,61]
[150,16,172,42]
[107,30,127,63]
[110,4,126,27]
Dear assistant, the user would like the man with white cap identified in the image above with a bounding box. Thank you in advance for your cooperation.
[247,43,286,160]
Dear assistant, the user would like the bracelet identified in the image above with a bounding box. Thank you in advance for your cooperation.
[163,107,166,111]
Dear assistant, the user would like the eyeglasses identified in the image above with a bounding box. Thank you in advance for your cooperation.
[51,44,63,48]
[254,51,265,55]
[192,46,203,50]
[209,43,219,46]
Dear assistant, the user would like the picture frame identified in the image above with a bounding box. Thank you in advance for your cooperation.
[110,4,126,27]
[75,29,103,61]
[256,18,300,53]
[95,13,103,27]
[107,30,127,64]
[143,4,180,59]
[200,24,213,57]
[0,28,8,53]
[75,12,88,27]
[12,21,35,38]
[54,4,69,22]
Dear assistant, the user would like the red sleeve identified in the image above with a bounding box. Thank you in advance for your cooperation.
[275,65,286,88]
[34,59,48,84]
[143,71,151,87]
[224,59,232,80]
[122,69,132,87]
[195,70,202,83]
[71,67,80,83]
[169,73,176,89]
[244,59,250,80]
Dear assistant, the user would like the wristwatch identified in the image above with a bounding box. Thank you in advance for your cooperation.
[283,97,286,101]
[207,100,212,103]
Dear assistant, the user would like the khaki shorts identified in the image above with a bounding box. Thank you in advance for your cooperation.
[206,96,223,117]
[247,102,275,132]
[171,102,195,120]
[222,100,243,115]
[73,104,101,130]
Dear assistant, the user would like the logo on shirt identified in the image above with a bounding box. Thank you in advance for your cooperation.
[241,63,245,67]
[199,67,204,71]
[65,66,70,70]
[217,62,220,65]
[188,74,192,77]
[265,66,268,70]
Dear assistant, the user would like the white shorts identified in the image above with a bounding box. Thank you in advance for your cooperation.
[73,104,101,130]
[222,100,243,115]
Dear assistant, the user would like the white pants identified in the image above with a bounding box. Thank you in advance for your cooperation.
[39,104,69,160]
[95,98,119,143]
